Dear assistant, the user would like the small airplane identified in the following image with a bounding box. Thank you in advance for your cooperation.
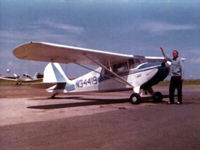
[0,73,42,85]
[13,42,172,104]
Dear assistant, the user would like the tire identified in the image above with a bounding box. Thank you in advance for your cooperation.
[130,93,141,104]
[153,92,163,102]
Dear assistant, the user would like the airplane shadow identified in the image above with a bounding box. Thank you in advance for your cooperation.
[27,98,129,109]
[30,96,82,101]
[27,96,164,110]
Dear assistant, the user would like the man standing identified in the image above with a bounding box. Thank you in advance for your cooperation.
[160,47,184,104]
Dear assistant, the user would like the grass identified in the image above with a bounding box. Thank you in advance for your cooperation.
[158,79,200,86]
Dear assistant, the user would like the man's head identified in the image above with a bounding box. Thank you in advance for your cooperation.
[173,50,179,59]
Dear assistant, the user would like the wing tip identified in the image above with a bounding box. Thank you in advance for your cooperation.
[13,42,32,59]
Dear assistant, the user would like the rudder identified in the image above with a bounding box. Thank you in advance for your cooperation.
[43,63,70,83]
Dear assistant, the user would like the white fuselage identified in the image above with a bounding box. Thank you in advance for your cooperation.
[44,62,169,95]
[64,65,159,94]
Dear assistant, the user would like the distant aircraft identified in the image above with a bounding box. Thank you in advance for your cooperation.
[0,72,42,85]
[13,42,172,104]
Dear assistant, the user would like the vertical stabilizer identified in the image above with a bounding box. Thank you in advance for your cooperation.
[43,63,71,83]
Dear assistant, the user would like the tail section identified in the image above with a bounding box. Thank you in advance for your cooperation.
[43,63,75,93]
[43,63,70,83]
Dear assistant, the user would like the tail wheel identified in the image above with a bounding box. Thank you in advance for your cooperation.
[51,93,57,99]
[130,93,141,104]
[153,92,163,102]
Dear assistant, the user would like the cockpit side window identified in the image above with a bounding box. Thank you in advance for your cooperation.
[113,62,128,73]
[101,57,146,76]
[128,59,135,69]
[134,59,141,67]
[129,59,140,69]
[129,57,146,69]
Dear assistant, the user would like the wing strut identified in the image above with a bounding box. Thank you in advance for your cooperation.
[76,62,136,87]
[85,55,134,88]
[75,62,101,74]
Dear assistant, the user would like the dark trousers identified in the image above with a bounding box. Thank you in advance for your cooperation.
[169,76,182,103]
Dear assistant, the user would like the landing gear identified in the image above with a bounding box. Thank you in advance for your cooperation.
[143,88,163,103]
[51,93,58,99]
[129,87,163,104]
[129,93,141,104]
[153,92,163,102]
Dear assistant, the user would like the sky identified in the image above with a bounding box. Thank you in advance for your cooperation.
[0,0,200,79]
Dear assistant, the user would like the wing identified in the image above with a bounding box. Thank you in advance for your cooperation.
[13,42,134,66]
[13,42,168,89]
[145,56,186,62]
[145,56,166,62]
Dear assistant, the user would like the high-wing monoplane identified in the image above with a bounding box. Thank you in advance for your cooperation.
[13,42,171,104]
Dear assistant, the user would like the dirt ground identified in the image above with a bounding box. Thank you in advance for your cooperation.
[0,85,200,150]
[0,85,51,98]
[0,84,199,98]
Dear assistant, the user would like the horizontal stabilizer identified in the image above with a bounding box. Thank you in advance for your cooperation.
[31,83,57,89]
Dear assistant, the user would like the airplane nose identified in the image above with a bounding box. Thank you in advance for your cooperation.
[149,64,169,86]
[159,63,170,80]
[162,61,171,69]
[141,62,170,89]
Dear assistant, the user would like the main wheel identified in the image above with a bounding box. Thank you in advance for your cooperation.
[153,92,163,102]
[130,93,141,104]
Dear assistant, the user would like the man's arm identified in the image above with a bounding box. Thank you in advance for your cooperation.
[160,47,171,61]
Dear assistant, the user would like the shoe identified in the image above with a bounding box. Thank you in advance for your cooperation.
[176,101,182,105]
[168,101,174,104]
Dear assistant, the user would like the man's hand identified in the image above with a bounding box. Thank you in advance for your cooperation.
[181,77,184,81]
[160,46,164,51]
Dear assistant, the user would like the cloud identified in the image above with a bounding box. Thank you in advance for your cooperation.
[108,21,198,36]
[0,19,85,46]
[39,20,84,34]
[0,27,84,46]
[140,21,198,35]
[52,0,200,3]
[188,48,200,55]
[188,58,200,64]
